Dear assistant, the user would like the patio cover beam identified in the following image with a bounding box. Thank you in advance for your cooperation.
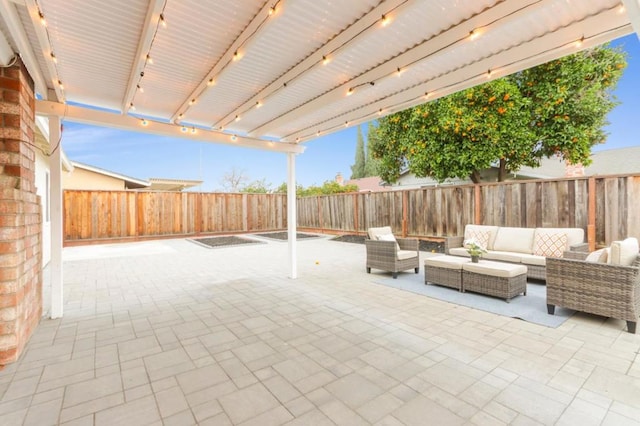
[287,152,297,279]
[622,0,640,37]
[49,114,63,318]
[35,100,305,154]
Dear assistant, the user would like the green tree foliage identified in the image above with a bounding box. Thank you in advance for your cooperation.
[239,178,272,193]
[364,121,381,177]
[372,45,626,183]
[275,181,358,197]
[350,125,366,179]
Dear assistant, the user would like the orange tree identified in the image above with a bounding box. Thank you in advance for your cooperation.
[373,45,626,183]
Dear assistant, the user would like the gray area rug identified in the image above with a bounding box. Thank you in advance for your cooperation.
[374,272,575,328]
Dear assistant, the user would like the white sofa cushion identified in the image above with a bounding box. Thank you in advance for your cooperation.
[609,238,639,266]
[424,255,469,270]
[532,232,568,258]
[493,227,536,254]
[518,253,547,266]
[482,251,523,264]
[368,226,393,240]
[464,225,499,250]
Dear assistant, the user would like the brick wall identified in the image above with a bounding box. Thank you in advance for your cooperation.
[0,59,42,366]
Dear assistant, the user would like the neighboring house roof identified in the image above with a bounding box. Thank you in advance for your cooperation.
[345,176,387,192]
[71,161,150,189]
[394,146,640,189]
[148,178,203,191]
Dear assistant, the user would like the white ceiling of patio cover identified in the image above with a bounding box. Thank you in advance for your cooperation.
[0,0,634,145]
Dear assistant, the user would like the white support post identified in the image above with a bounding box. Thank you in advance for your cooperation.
[49,115,63,318]
[287,152,297,279]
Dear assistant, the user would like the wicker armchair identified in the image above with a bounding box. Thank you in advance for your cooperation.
[365,227,419,279]
[546,255,640,333]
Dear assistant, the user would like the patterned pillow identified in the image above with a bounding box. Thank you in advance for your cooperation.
[533,232,568,257]
[464,230,490,250]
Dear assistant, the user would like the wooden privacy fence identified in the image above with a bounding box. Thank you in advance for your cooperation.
[63,191,287,243]
[297,174,640,248]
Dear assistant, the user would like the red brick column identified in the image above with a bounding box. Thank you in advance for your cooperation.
[0,59,42,366]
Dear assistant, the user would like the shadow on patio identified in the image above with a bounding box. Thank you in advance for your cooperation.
[2,235,640,425]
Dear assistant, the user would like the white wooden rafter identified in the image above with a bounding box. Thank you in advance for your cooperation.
[622,0,640,37]
[213,0,414,132]
[121,0,165,113]
[285,11,632,142]
[250,0,552,138]
[169,0,283,124]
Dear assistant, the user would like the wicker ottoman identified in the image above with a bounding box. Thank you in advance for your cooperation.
[424,255,470,291]
[462,261,527,302]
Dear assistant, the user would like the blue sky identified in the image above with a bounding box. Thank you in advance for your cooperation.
[61,34,640,191]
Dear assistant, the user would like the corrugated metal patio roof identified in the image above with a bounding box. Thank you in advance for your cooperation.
[1,0,638,153]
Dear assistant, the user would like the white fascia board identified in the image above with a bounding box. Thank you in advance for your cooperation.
[35,100,305,154]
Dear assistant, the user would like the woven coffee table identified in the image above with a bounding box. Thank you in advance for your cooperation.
[424,255,470,291]
[462,260,527,302]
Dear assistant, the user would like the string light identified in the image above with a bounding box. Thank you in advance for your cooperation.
[316,130,320,136]
[381,14,390,27]
[575,36,584,48]
[377,109,383,115]
[189,98,196,106]
[234,115,241,122]
[424,92,430,99]
[255,101,263,108]
[295,137,300,142]
[618,4,626,14]
[486,69,492,79]
[129,103,135,111]
[141,119,148,126]
[231,135,238,141]
[322,55,330,65]
[136,84,143,93]
[146,54,153,65]
[159,13,167,28]
[57,80,64,90]
[347,87,354,96]
[181,126,187,133]
[38,10,46,26]
[396,67,403,77]
[269,5,276,16]
[207,78,215,86]
[469,29,480,41]
[190,127,196,134]
[178,113,184,120]
[344,121,349,127]
[50,52,57,63]
[233,50,240,61]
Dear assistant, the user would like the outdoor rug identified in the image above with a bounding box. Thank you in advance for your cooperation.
[189,236,264,249]
[374,273,575,328]
[253,232,320,241]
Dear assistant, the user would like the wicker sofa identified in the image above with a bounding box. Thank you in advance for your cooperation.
[546,237,640,333]
[445,225,587,280]
[365,226,419,279]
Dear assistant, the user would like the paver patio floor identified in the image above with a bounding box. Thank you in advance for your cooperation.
[1,235,640,425]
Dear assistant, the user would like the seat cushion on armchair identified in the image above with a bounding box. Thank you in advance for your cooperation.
[368,226,393,240]
[609,238,639,266]
[397,250,418,260]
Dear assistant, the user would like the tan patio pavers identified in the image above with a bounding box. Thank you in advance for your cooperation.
[1,236,640,425]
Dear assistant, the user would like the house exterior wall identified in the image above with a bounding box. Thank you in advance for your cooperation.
[35,151,50,266]
[63,167,125,190]
[0,59,42,365]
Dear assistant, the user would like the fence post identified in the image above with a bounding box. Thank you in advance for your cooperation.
[402,191,408,237]
[317,197,323,232]
[474,184,481,225]
[353,193,359,235]
[242,193,249,232]
[588,177,596,251]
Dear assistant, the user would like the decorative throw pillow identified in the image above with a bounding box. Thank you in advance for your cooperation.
[585,248,608,263]
[533,232,568,257]
[464,230,490,250]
